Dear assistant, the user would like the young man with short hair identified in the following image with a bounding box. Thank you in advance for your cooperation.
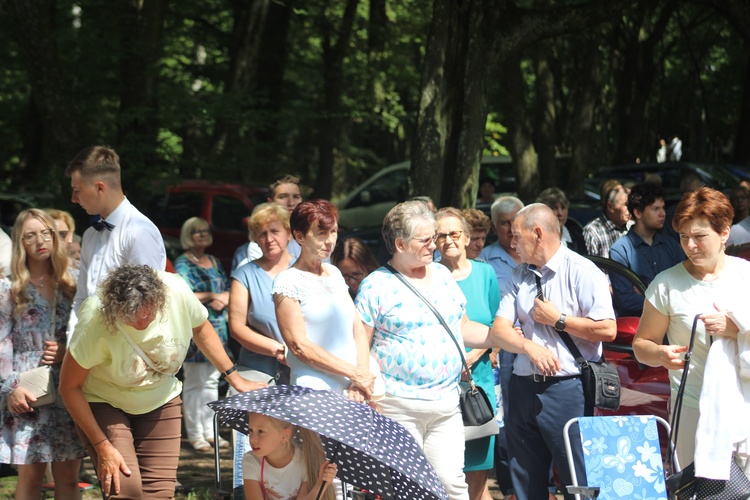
[609,183,684,316]
[66,146,166,320]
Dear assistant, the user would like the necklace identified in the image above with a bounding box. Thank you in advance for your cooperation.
[187,251,203,264]
[30,274,51,289]
[685,261,721,282]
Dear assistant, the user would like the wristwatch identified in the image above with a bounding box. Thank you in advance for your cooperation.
[219,365,238,380]
[555,313,567,332]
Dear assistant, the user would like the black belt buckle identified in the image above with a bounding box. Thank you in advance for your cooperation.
[531,373,547,383]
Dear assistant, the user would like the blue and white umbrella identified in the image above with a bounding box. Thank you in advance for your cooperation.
[208,385,448,500]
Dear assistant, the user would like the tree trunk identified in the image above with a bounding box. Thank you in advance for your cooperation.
[8,0,85,186]
[410,0,454,205]
[313,0,361,200]
[211,0,272,161]
[412,0,638,209]
[533,41,557,190]
[117,0,167,183]
[253,1,292,174]
[449,2,489,209]
[567,34,600,200]
[500,52,539,203]
[611,2,676,163]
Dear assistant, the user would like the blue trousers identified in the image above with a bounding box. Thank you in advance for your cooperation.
[507,374,586,500]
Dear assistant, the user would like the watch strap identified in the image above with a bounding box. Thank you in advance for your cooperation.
[219,365,237,380]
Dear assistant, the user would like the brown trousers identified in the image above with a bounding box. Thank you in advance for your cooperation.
[83,396,182,499]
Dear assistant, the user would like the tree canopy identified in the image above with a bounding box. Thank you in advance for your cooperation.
[0,0,748,211]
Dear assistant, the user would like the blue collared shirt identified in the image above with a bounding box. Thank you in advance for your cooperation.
[479,241,519,290]
[609,229,685,317]
[496,246,615,376]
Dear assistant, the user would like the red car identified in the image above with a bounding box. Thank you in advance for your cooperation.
[586,256,670,421]
[147,180,268,271]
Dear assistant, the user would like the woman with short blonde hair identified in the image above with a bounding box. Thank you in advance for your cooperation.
[174,217,230,451]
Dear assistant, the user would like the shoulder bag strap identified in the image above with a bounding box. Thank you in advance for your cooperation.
[384,263,478,387]
[532,273,588,366]
[118,326,168,374]
[50,284,58,340]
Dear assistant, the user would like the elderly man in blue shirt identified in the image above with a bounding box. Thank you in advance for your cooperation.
[609,183,685,317]
[467,203,616,500]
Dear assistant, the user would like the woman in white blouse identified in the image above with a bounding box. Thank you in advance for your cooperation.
[272,200,374,401]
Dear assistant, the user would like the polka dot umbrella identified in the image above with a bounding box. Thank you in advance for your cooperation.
[208,385,449,500]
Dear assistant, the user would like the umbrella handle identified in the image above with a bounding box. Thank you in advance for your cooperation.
[315,481,327,500]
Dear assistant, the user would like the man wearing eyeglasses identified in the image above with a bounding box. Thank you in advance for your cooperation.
[66,146,166,329]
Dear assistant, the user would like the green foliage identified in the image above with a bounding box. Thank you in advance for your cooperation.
[2,0,750,202]
[483,113,510,157]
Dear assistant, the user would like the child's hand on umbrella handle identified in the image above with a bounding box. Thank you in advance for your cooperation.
[319,460,338,483]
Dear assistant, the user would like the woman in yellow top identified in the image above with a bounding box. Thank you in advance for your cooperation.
[60,265,263,498]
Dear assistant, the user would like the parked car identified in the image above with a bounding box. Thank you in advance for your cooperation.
[146,180,268,271]
[586,162,741,206]
[586,256,670,421]
[337,155,594,231]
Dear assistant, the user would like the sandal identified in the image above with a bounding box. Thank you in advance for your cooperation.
[207,436,230,449]
[189,438,212,452]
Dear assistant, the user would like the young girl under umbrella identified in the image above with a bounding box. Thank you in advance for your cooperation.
[243,412,337,500]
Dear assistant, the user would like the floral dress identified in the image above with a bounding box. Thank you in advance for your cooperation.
[0,279,86,464]
[174,254,230,362]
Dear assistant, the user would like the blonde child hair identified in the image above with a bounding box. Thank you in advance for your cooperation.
[249,413,335,500]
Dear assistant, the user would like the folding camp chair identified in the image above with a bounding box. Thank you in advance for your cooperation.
[563,415,673,500]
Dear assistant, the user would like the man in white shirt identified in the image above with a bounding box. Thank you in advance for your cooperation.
[66,146,166,320]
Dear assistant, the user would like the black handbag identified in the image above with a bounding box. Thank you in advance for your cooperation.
[534,274,621,412]
[665,314,750,500]
[667,461,750,500]
[385,263,495,427]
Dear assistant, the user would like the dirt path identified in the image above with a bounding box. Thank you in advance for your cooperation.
[76,430,561,499]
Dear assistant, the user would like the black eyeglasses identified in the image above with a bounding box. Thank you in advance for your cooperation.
[191,229,211,236]
[342,271,365,281]
[436,230,463,243]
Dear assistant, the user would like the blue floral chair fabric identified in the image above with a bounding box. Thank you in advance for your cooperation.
[564,415,670,500]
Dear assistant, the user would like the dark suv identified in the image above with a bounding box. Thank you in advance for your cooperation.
[147,180,268,270]
[586,162,740,205]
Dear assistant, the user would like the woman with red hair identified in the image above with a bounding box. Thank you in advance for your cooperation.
[634,187,750,467]
[273,200,374,400]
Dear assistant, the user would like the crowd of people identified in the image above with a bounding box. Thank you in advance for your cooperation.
[1,144,749,500]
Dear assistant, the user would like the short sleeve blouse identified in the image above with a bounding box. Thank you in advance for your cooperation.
[355,263,466,400]
[272,264,357,391]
